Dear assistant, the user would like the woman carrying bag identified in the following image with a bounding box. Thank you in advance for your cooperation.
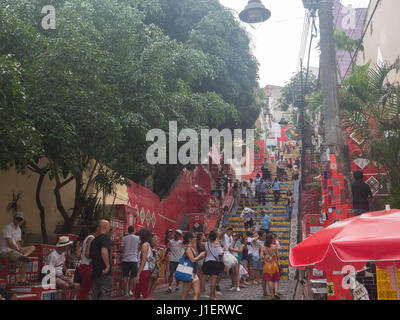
[200,230,224,300]
[180,231,206,300]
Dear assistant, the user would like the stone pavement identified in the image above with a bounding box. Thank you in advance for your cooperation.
[152,277,296,300]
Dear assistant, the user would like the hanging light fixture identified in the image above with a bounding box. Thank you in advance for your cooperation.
[279,117,289,126]
[239,0,271,24]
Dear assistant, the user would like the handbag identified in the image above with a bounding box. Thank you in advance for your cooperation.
[149,249,160,279]
[223,251,238,269]
[174,248,194,282]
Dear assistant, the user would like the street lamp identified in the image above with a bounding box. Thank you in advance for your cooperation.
[239,0,271,24]
[279,117,288,126]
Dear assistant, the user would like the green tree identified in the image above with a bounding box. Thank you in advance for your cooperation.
[278,69,318,112]
[341,60,400,208]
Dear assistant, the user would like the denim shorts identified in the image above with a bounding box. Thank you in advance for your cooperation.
[252,256,260,269]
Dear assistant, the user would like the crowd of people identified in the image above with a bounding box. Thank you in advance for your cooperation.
[0,214,282,301]
[163,226,282,300]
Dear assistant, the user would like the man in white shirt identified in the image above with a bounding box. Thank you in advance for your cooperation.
[248,231,266,285]
[166,229,184,293]
[221,227,233,252]
[121,226,140,296]
[45,236,79,300]
[0,212,35,284]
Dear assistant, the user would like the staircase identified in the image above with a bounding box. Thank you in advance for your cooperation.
[229,180,295,280]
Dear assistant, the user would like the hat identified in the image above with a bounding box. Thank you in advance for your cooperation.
[175,229,183,235]
[227,227,233,231]
[56,236,73,247]
[14,212,24,220]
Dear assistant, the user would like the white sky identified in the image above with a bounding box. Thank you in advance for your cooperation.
[218,0,371,87]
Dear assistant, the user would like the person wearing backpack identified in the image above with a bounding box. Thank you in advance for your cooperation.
[181,231,206,300]
[133,228,154,300]
[260,234,281,300]
[148,233,165,298]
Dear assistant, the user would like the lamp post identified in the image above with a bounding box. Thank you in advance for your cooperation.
[239,0,271,24]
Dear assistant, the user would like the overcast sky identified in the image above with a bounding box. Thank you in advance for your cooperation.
[218,0,370,87]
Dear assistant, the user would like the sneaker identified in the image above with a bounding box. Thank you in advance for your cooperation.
[166,287,172,294]
[229,287,235,291]
[235,287,240,292]
[129,290,134,296]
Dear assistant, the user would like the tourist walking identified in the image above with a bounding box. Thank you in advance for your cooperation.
[149,233,165,298]
[261,212,271,234]
[256,178,267,206]
[241,181,249,208]
[247,232,261,284]
[164,229,173,246]
[201,230,224,300]
[196,233,207,297]
[90,220,113,300]
[249,178,256,206]
[261,161,270,181]
[286,191,294,220]
[229,233,243,292]
[166,229,184,293]
[260,234,281,299]
[232,180,239,206]
[121,225,140,296]
[239,234,250,287]
[133,227,154,300]
[221,206,230,228]
[181,231,206,300]
[272,178,281,205]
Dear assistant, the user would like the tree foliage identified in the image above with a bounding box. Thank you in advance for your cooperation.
[0,0,261,233]
[340,60,400,208]
[278,69,318,112]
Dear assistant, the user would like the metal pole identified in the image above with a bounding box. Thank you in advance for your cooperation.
[318,0,352,206]
[394,261,399,300]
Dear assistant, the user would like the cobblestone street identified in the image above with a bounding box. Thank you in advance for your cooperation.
[152,278,296,300]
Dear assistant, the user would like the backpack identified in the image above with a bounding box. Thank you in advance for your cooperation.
[147,247,160,278]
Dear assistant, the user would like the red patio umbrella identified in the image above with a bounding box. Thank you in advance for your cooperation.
[289,209,400,298]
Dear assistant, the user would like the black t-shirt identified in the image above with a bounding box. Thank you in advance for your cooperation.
[90,233,112,279]
[352,180,372,211]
